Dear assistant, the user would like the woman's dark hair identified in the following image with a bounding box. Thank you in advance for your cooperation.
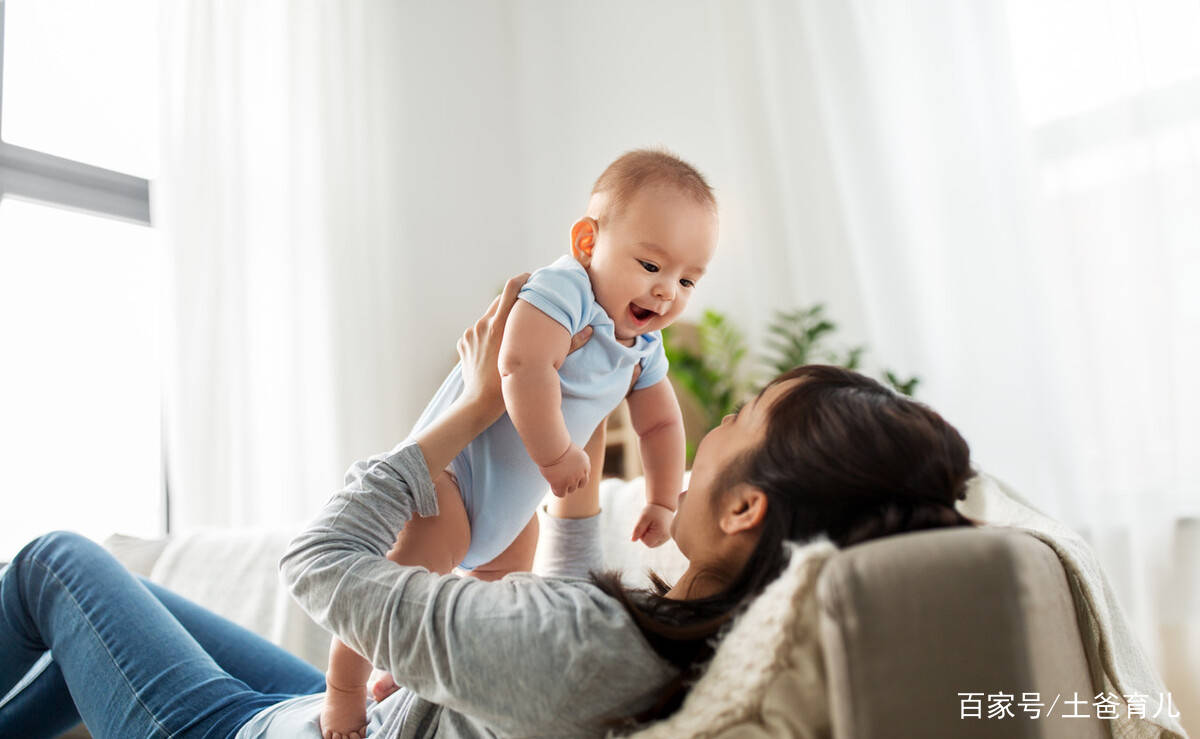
[592,364,975,728]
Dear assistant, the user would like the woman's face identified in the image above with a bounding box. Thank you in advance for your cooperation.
[671,379,797,561]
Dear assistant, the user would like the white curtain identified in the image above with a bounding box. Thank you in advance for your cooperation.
[1002,0,1200,718]
[157,0,407,529]
[156,1,544,529]
[156,0,1197,722]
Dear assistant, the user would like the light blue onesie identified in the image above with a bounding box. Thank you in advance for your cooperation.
[408,255,668,569]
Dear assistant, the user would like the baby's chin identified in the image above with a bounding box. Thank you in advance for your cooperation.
[616,316,666,340]
[614,325,671,347]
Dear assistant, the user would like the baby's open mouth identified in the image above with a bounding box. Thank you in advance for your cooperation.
[629,304,655,322]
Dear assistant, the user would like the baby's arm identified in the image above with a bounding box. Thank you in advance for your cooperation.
[498,300,589,497]
[625,378,685,547]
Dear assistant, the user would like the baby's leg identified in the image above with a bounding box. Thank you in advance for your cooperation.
[386,469,471,572]
[464,419,607,582]
[461,513,539,582]
[321,471,469,739]
[544,420,605,520]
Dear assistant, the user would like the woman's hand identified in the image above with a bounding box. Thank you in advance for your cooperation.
[416,274,594,482]
[456,274,593,424]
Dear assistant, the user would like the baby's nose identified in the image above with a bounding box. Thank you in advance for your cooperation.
[652,281,675,301]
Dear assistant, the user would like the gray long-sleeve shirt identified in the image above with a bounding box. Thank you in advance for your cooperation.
[243,440,677,738]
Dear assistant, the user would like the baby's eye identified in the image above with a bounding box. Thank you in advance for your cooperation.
[680,278,695,288]
[638,260,660,273]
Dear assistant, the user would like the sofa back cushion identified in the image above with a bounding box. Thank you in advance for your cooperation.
[817,527,1106,739]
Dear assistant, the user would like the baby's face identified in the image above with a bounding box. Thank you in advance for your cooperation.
[584,185,718,342]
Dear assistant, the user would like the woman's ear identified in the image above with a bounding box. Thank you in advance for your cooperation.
[571,217,599,267]
[719,486,767,535]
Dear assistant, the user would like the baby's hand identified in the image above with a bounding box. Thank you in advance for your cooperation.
[539,444,590,497]
[631,502,674,548]
[368,668,399,703]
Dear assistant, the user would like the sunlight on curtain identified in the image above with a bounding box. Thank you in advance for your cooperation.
[1004,0,1200,523]
[156,1,412,531]
[1007,0,1200,125]
[1006,0,1200,722]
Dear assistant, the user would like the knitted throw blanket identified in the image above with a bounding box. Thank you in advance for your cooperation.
[626,537,837,739]
[960,473,1187,739]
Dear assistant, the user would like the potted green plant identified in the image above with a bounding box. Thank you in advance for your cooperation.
[663,304,919,464]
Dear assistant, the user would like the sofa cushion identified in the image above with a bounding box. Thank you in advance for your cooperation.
[818,527,1106,739]
[146,527,330,670]
[102,533,169,578]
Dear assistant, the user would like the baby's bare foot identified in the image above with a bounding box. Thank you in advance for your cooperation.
[321,682,369,739]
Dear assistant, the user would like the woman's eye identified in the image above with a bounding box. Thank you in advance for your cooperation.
[680,279,695,288]
[638,260,659,273]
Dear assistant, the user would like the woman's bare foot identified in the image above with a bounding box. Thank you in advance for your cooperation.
[321,681,369,739]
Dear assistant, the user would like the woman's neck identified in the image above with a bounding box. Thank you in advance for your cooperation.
[667,534,759,600]
[665,565,734,600]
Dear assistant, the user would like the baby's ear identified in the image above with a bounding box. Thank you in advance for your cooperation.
[570,217,598,266]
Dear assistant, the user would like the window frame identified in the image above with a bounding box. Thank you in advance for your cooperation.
[0,0,170,532]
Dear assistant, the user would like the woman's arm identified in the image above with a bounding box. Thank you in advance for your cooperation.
[280,276,670,733]
[280,275,536,662]
[282,439,673,735]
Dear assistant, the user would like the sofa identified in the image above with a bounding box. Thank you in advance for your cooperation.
[18,476,1107,738]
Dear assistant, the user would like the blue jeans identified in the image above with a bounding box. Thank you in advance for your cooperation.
[0,531,327,739]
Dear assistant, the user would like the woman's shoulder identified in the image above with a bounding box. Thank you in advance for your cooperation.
[441,571,679,735]
[490,571,643,624]
[487,572,673,671]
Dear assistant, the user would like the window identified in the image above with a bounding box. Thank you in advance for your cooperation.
[0,0,163,559]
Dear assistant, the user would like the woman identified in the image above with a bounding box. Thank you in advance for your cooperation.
[0,275,973,738]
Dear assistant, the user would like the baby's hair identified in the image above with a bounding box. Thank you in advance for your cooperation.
[589,148,716,225]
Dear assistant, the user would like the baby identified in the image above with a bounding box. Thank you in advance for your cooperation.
[320,149,719,739]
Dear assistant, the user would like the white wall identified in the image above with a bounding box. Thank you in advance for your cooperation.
[344,1,1031,495]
